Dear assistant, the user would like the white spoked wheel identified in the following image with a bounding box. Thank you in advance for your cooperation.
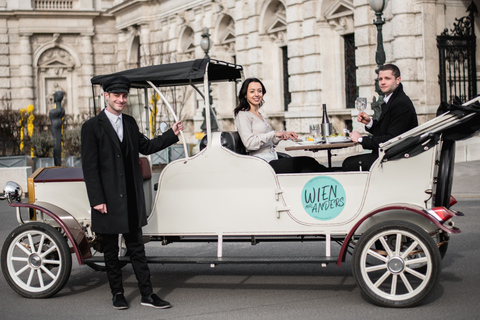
[1,222,72,298]
[353,220,441,308]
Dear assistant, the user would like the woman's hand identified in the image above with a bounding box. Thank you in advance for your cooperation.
[276,131,298,140]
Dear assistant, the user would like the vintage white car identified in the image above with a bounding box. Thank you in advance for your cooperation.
[2,59,479,308]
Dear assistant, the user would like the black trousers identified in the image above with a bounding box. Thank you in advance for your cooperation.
[342,153,378,171]
[101,229,153,297]
[269,156,328,173]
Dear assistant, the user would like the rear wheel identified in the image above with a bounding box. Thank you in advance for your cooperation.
[353,220,441,307]
[435,139,455,208]
[1,223,72,298]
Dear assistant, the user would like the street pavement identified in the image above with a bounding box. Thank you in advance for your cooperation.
[0,160,479,319]
[451,160,480,198]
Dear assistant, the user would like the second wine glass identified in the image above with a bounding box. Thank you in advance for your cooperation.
[355,97,367,112]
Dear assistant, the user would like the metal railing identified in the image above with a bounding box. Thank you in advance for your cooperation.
[34,1,73,10]
[437,1,477,103]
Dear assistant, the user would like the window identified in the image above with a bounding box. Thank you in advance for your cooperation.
[344,34,357,109]
[282,46,290,111]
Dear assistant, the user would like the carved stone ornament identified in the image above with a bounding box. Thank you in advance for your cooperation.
[38,47,75,70]
[441,1,477,37]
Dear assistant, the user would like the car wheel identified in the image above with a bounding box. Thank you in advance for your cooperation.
[1,222,72,298]
[435,139,455,208]
[437,232,449,259]
[353,220,441,308]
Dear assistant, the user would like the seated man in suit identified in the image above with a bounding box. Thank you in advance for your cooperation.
[342,64,418,171]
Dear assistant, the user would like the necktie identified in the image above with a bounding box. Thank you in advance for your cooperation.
[115,117,123,142]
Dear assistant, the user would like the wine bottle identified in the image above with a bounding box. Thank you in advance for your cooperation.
[321,104,332,138]
[322,104,330,123]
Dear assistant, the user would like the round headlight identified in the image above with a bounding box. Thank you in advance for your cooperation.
[2,181,23,203]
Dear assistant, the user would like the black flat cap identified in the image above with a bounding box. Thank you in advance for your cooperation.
[103,75,131,93]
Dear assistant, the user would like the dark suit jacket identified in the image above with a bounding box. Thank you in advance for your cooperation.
[361,83,418,152]
[81,110,178,234]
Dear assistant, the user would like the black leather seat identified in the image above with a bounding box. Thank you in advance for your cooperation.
[200,131,247,155]
[200,131,291,158]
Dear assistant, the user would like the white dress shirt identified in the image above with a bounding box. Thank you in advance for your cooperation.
[104,109,123,142]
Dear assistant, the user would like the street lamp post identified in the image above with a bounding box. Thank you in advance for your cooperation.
[200,27,218,132]
[369,0,388,120]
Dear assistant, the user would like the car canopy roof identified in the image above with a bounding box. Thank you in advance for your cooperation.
[381,96,480,161]
[91,59,243,88]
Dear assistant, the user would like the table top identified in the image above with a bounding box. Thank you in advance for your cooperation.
[285,141,357,152]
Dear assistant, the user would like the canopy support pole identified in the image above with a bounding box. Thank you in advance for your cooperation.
[203,61,212,147]
[146,81,189,161]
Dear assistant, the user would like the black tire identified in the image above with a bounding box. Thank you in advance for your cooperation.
[1,222,72,298]
[437,231,449,259]
[353,220,441,308]
[435,139,455,208]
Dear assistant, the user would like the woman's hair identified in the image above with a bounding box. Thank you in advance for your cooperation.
[233,78,266,116]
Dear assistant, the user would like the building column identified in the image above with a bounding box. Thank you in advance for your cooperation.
[18,34,35,109]
[78,33,94,114]
[0,23,10,100]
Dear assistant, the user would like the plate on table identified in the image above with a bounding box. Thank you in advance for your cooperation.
[326,136,351,143]
[297,141,320,146]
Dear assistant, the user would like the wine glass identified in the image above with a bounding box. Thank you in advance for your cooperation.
[355,97,367,113]
[310,124,320,136]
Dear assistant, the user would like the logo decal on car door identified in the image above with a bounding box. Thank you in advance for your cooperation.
[301,176,346,220]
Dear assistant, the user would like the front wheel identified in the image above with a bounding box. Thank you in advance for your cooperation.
[353,220,441,308]
[1,222,72,298]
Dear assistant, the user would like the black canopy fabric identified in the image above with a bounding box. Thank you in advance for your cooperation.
[436,96,480,141]
[91,59,243,88]
[383,96,480,161]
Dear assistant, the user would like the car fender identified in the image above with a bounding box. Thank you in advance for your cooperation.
[9,201,92,264]
[336,203,461,266]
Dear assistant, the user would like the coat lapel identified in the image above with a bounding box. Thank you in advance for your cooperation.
[98,110,122,151]
[122,116,133,157]
[377,102,388,124]
[377,83,402,124]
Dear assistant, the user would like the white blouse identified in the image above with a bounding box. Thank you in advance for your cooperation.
[234,110,281,162]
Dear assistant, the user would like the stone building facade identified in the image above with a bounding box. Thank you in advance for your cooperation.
[0,0,479,147]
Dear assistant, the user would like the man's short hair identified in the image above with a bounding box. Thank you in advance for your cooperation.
[379,64,401,78]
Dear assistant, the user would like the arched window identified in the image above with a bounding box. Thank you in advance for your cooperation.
[180,27,195,59]
[128,35,141,69]
[260,0,288,114]
[218,15,236,55]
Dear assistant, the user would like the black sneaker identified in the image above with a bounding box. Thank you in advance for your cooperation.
[141,293,172,309]
[112,293,129,310]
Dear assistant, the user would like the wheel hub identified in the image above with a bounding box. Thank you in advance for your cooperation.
[387,256,405,274]
[28,253,42,268]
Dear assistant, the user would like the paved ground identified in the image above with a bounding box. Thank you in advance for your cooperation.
[451,160,480,198]
[1,158,479,319]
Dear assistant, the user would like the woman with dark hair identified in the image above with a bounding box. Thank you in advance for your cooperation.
[234,78,326,173]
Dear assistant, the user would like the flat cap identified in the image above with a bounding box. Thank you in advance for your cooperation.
[103,75,131,93]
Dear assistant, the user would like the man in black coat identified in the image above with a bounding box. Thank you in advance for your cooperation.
[342,64,418,171]
[81,75,183,310]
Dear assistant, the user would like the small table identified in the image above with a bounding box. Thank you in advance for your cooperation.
[285,141,357,168]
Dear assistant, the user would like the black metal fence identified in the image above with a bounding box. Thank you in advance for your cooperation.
[437,2,477,104]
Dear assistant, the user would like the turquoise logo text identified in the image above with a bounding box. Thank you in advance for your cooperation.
[301,176,346,220]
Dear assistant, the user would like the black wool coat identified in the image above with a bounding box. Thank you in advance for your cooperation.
[361,83,418,152]
[81,110,178,234]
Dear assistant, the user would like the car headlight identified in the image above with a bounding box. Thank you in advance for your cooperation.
[1,181,23,203]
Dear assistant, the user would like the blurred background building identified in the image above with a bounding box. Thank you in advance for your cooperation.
[0,0,479,158]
